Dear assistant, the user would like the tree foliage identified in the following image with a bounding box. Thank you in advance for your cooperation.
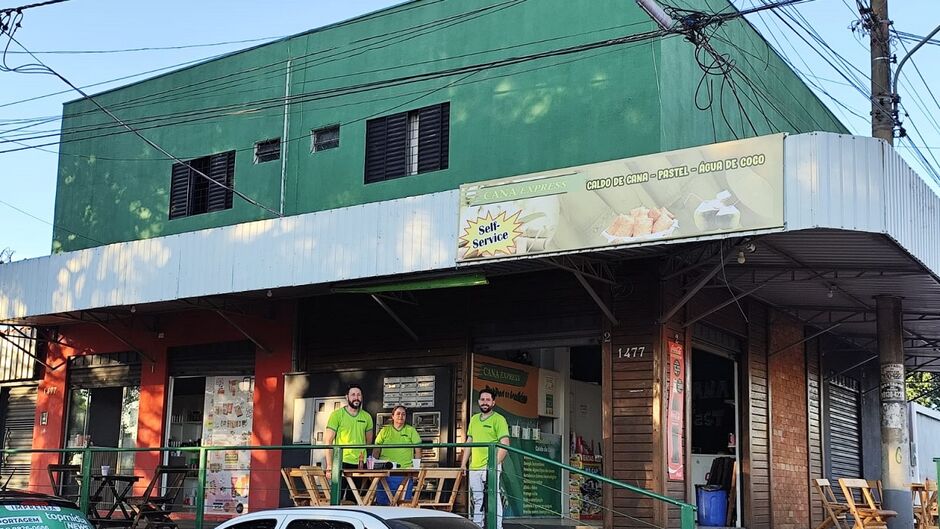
[907,371,940,409]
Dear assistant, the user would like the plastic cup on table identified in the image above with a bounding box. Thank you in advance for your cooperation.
[101,465,110,476]
[412,458,421,469]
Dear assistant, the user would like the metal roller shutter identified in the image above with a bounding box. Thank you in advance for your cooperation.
[0,385,37,489]
[168,341,255,377]
[827,377,862,480]
[69,352,141,388]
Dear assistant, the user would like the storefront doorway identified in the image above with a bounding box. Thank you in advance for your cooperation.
[689,348,741,527]
[64,353,141,473]
[164,342,256,515]
[471,342,603,523]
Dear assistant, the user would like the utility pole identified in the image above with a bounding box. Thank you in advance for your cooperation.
[869,0,895,145]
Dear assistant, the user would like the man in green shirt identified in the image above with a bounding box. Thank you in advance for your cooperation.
[323,384,374,502]
[460,388,510,529]
[373,405,422,467]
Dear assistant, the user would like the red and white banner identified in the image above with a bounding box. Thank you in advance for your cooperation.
[666,341,685,481]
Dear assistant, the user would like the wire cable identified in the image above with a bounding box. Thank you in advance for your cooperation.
[1,29,283,217]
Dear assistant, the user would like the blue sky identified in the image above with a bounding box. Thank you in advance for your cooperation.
[0,0,936,261]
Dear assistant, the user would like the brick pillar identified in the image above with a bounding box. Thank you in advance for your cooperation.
[769,314,810,529]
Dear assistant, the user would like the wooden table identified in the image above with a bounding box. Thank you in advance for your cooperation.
[342,468,422,506]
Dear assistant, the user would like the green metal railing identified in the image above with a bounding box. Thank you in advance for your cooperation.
[4,443,695,529]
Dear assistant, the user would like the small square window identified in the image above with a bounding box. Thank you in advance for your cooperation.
[254,138,281,163]
[312,125,340,152]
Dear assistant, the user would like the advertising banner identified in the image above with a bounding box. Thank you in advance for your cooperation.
[471,356,561,517]
[458,134,784,262]
[203,376,254,515]
[666,341,685,481]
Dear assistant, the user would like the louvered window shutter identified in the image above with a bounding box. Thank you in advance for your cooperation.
[169,162,192,219]
[365,112,409,183]
[365,117,388,183]
[206,151,235,212]
[383,112,408,180]
[417,102,449,173]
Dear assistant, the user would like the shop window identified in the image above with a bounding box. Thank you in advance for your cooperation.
[287,520,355,529]
[65,386,140,473]
[364,102,449,183]
[254,138,281,163]
[169,151,235,219]
[312,125,340,152]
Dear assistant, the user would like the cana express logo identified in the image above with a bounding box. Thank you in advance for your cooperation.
[478,363,528,387]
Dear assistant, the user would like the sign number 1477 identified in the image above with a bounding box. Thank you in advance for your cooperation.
[618,346,646,359]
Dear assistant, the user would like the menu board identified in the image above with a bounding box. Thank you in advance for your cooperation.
[203,376,254,515]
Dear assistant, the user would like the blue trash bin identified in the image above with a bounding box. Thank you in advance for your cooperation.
[374,476,414,506]
[696,485,728,526]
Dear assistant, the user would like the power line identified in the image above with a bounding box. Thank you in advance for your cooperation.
[1,35,288,54]
[0,0,68,15]
[0,196,105,246]
[0,25,676,154]
[0,0,530,136]
[0,0,819,157]
[2,29,283,218]
[0,18,652,139]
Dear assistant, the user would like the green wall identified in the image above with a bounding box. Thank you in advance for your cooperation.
[52,0,846,252]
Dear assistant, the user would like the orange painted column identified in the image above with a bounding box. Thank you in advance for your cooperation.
[248,309,293,511]
[29,342,69,493]
[133,346,168,494]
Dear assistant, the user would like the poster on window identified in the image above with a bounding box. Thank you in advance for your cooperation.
[666,341,685,481]
[203,376,254,514]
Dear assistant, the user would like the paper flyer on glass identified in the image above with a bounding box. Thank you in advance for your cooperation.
[203,376,254,515]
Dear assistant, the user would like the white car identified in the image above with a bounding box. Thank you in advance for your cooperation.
[214,507,481,529]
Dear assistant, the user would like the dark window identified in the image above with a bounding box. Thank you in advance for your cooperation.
[254,138,281,163]
[169,151,235,219]
[228,520,277,529]
[312,125,340,152]
[286,520,355,529]
[387,517,481,529]
[364,102,449,183]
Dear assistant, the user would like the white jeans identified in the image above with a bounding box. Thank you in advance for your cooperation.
[469,468,502,529]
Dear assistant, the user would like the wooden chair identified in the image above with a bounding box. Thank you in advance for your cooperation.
[126,466,189,529]
[914,479,939,529]
[814,479,850,529]
[868,480,884,509]
[298,466,332,506]
[408,468,463,512]
[839,478,898,529]
[47,464,82,503]
[282,468,312,506]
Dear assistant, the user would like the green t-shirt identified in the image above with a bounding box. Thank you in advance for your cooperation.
[375,424,422,468]
[326,407,374,465]
[466,412,510,470]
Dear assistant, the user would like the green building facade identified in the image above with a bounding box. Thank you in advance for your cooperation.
[52,0,846,252]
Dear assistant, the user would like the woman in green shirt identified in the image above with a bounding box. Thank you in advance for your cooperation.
[373,405,422,467]
[372,405,422,506]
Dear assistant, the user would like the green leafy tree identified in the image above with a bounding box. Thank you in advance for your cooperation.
[907,372,940,409]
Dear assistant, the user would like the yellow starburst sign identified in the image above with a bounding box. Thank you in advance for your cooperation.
[459,210,524,259]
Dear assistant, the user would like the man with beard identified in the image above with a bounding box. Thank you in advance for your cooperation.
[460,388,510,529]
[324,384,374,503]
